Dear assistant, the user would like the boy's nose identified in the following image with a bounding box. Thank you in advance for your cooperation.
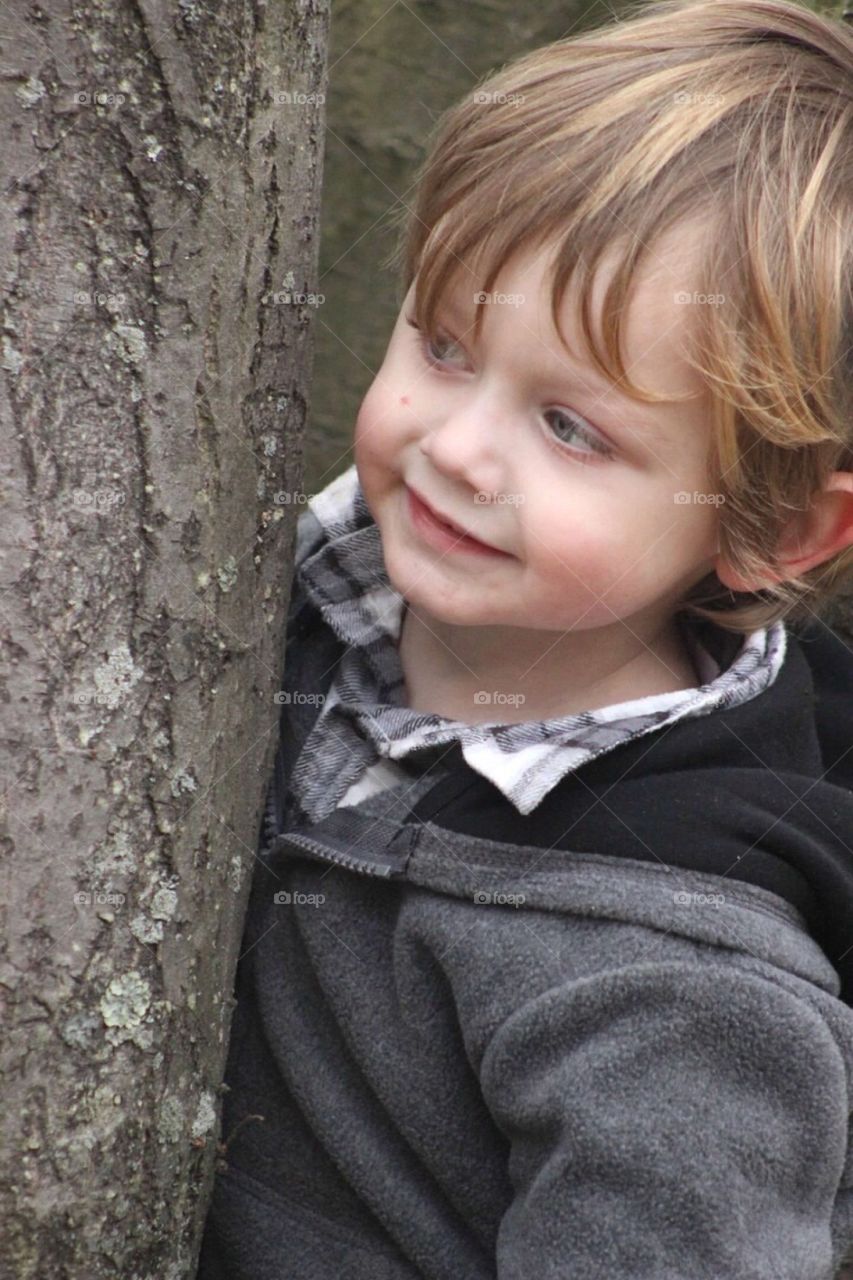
[417,401,506,499]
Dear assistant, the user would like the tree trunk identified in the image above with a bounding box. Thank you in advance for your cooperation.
[0,0,329,1275]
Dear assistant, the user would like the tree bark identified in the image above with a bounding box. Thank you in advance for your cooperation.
[0,0,329,1275]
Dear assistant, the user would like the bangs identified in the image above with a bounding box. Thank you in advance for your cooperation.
[403,197,720,410]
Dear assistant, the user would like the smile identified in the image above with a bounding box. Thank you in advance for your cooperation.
[405,485,512,558]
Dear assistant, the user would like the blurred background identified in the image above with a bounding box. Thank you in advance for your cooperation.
[304,0,845,496]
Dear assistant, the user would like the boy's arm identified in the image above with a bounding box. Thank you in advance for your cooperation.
[479,959,852,1279]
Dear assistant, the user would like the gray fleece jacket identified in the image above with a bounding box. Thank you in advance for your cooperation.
[197,480,853,1280]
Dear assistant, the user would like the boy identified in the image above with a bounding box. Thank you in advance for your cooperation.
[198,0,853,1275]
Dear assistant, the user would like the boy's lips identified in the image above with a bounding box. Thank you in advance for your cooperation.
[405,484,512,557]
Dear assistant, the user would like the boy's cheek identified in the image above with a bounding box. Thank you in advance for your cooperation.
[353,381,421,475]
[531,526,658,612]
[352,398,410,521]
[352,393,392,468]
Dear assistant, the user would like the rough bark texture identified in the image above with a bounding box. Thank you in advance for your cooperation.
[0,0,329,1275]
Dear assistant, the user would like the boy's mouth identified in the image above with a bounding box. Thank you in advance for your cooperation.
[405,485,512,557]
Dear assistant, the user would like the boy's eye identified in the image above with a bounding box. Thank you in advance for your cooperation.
[405,314,614,465]
[406,316,466,368]
[543,409,613,462]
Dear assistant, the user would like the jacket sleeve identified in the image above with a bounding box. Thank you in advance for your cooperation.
[478,959,851,1279]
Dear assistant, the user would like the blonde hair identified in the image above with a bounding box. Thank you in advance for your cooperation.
[382,0,853,635]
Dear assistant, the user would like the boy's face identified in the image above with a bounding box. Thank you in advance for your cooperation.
[353,225,724,644]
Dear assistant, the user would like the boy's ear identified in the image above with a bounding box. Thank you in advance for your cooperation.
[714,472,853,594]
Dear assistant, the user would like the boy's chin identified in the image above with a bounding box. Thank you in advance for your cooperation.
[390,573,499,627]
[395,584,545,634]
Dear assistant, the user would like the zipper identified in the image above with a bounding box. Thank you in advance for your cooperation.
[259,780,282,859]
[271,827,413,879]
[256,593,307,862]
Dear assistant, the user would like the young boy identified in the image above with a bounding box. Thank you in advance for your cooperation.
[198,0,853,1276]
